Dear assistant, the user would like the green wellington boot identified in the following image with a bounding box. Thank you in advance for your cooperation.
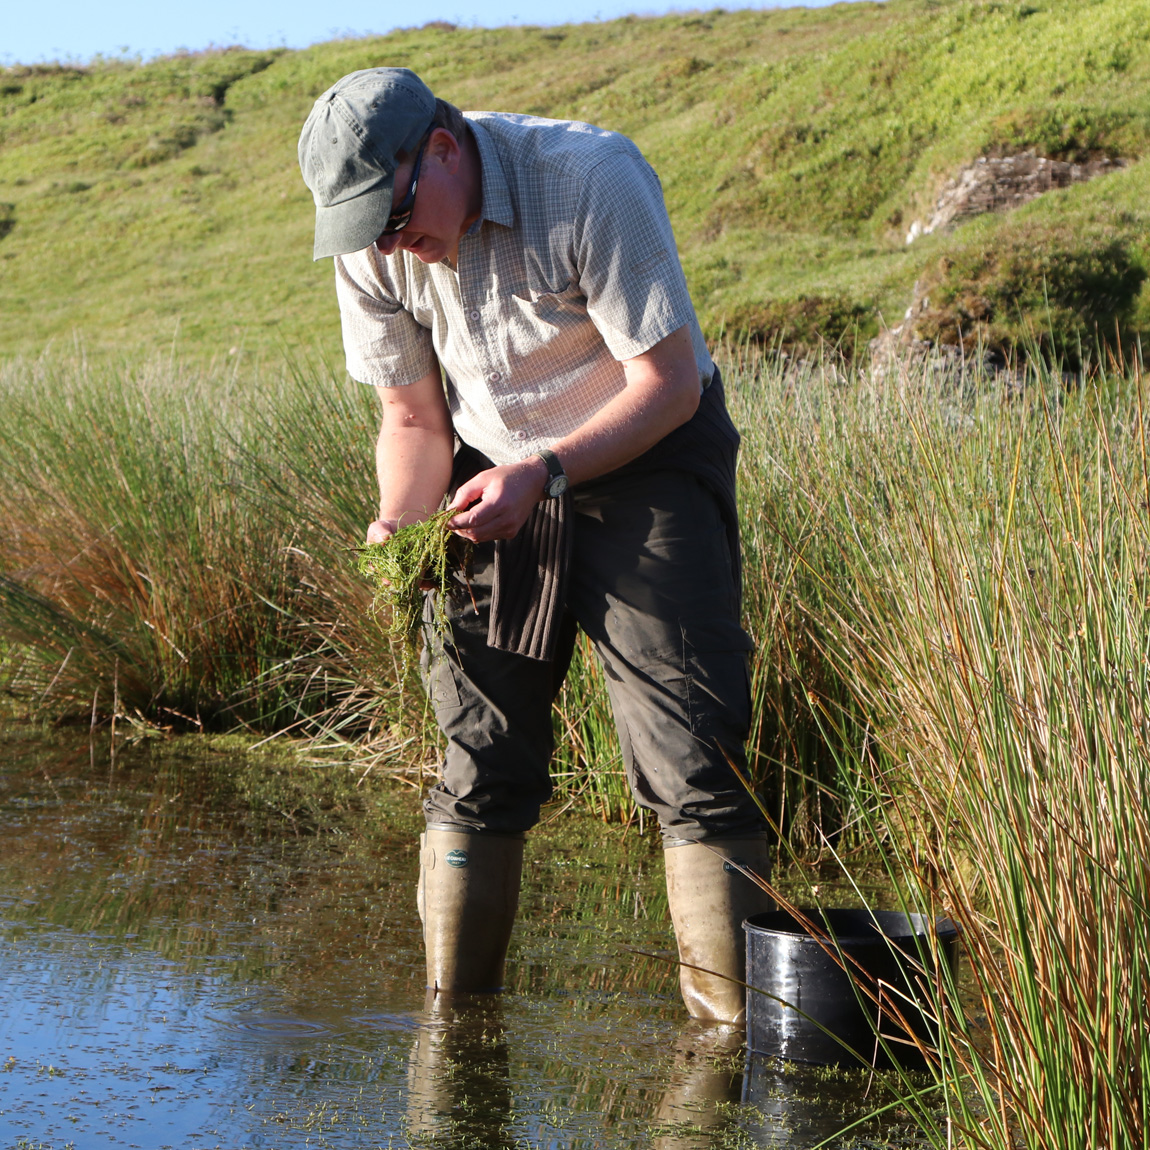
[418,827,524,994]
[663,837,774,1024]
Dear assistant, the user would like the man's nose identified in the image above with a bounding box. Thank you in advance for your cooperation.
[375,232,403,256]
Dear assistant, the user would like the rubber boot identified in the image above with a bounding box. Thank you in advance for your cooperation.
[663,837,774,1024]
[418,826,524,994]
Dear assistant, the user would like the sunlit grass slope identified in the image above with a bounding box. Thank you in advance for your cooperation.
[2,0,1150,363]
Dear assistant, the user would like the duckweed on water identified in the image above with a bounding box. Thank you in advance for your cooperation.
[355,509,470,654]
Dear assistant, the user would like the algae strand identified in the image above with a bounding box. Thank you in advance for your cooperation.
[355,509,470,654]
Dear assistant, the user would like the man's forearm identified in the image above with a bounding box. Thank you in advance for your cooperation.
[375,423,454,530]
[369,373,455,539]
[447,325,701,543]
[547,371,698,487]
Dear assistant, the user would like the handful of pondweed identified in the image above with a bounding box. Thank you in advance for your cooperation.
[355,508,469,653]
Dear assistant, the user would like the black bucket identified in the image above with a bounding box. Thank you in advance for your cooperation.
[743,908,959,1069]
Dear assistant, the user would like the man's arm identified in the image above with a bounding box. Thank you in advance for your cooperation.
[365,370,455,544]
[446,324,700,543]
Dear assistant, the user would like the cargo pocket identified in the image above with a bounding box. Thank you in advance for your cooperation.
[683,623,754,745]
[420,592,463,711]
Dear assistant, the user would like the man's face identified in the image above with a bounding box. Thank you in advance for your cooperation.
[373,128,470,264]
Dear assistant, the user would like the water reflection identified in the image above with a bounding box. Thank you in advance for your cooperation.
[406,994,516,1149]
[0,729,928,1148]
[741,1054,928,1147]
[651,1022,744,1149]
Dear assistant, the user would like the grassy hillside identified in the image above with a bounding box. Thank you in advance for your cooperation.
[2,0,1150,363]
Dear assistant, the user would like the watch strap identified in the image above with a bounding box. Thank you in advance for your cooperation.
[536,448,563,480]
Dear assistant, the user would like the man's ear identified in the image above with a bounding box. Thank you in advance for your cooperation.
[428,126,462,173]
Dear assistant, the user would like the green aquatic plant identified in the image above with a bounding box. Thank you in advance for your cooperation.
[355,509,469,654]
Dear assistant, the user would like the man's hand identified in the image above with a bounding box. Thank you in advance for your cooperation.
[447,457,548,543]
[363,517,439,590]
[366,518,398,545]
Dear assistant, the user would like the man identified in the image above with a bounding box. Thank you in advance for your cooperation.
[298,67,771,1023]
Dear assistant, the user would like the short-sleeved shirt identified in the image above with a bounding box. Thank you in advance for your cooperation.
[334,111,714,466]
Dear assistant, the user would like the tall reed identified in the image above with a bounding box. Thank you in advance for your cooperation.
[0,351,843,837]
[549,633,635,824]
[4,343,1149,1141]
[735,351,1150,1148]
[0,355,418,754]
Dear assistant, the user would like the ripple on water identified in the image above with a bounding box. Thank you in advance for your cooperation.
[212,1014,333,1038]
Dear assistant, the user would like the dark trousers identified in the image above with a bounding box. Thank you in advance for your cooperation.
[420,466,764,843]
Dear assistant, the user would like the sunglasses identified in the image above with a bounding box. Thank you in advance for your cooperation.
[379,136,430,236]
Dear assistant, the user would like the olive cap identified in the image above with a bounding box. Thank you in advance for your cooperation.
[298,67,436,259]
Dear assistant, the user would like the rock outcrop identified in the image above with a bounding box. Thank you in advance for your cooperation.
[904,152,1128,244]
[871,150,1135,373]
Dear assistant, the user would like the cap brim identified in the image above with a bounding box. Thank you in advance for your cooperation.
[312,180,394,260]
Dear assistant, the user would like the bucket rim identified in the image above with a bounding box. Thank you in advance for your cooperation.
[742,907,959,946]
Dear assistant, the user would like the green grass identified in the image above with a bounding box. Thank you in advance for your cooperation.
[3,0,1150,362]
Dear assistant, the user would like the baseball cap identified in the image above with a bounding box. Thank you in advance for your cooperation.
[298,67,436,260]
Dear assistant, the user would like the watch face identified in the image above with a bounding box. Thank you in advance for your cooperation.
[546,474,570,497]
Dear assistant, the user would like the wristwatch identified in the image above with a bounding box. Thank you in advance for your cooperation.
[535,448,569,498]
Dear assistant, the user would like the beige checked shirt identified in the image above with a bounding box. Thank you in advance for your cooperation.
[334,111,714,466]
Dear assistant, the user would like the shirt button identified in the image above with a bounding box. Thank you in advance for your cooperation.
[488,371,502,383]
[469,310,480,320]
[513,430,527,441]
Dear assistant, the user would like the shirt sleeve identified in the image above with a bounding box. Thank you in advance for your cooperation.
[571,148,698,362]
[334,250,440,387]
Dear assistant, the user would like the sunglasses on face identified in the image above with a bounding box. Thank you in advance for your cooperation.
[379,135,430,236]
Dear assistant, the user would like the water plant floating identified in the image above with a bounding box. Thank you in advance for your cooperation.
[355,509,470,653]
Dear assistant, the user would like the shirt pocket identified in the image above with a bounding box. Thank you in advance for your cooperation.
[514,277,581,314]
[506,280,588,354]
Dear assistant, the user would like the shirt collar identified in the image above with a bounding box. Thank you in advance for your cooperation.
[466,117,514,232]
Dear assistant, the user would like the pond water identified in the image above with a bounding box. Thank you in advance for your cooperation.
[0,728,928,1150]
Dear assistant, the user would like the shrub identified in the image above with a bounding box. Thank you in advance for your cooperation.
[913,222,1147,364]
[720,294,876,354]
